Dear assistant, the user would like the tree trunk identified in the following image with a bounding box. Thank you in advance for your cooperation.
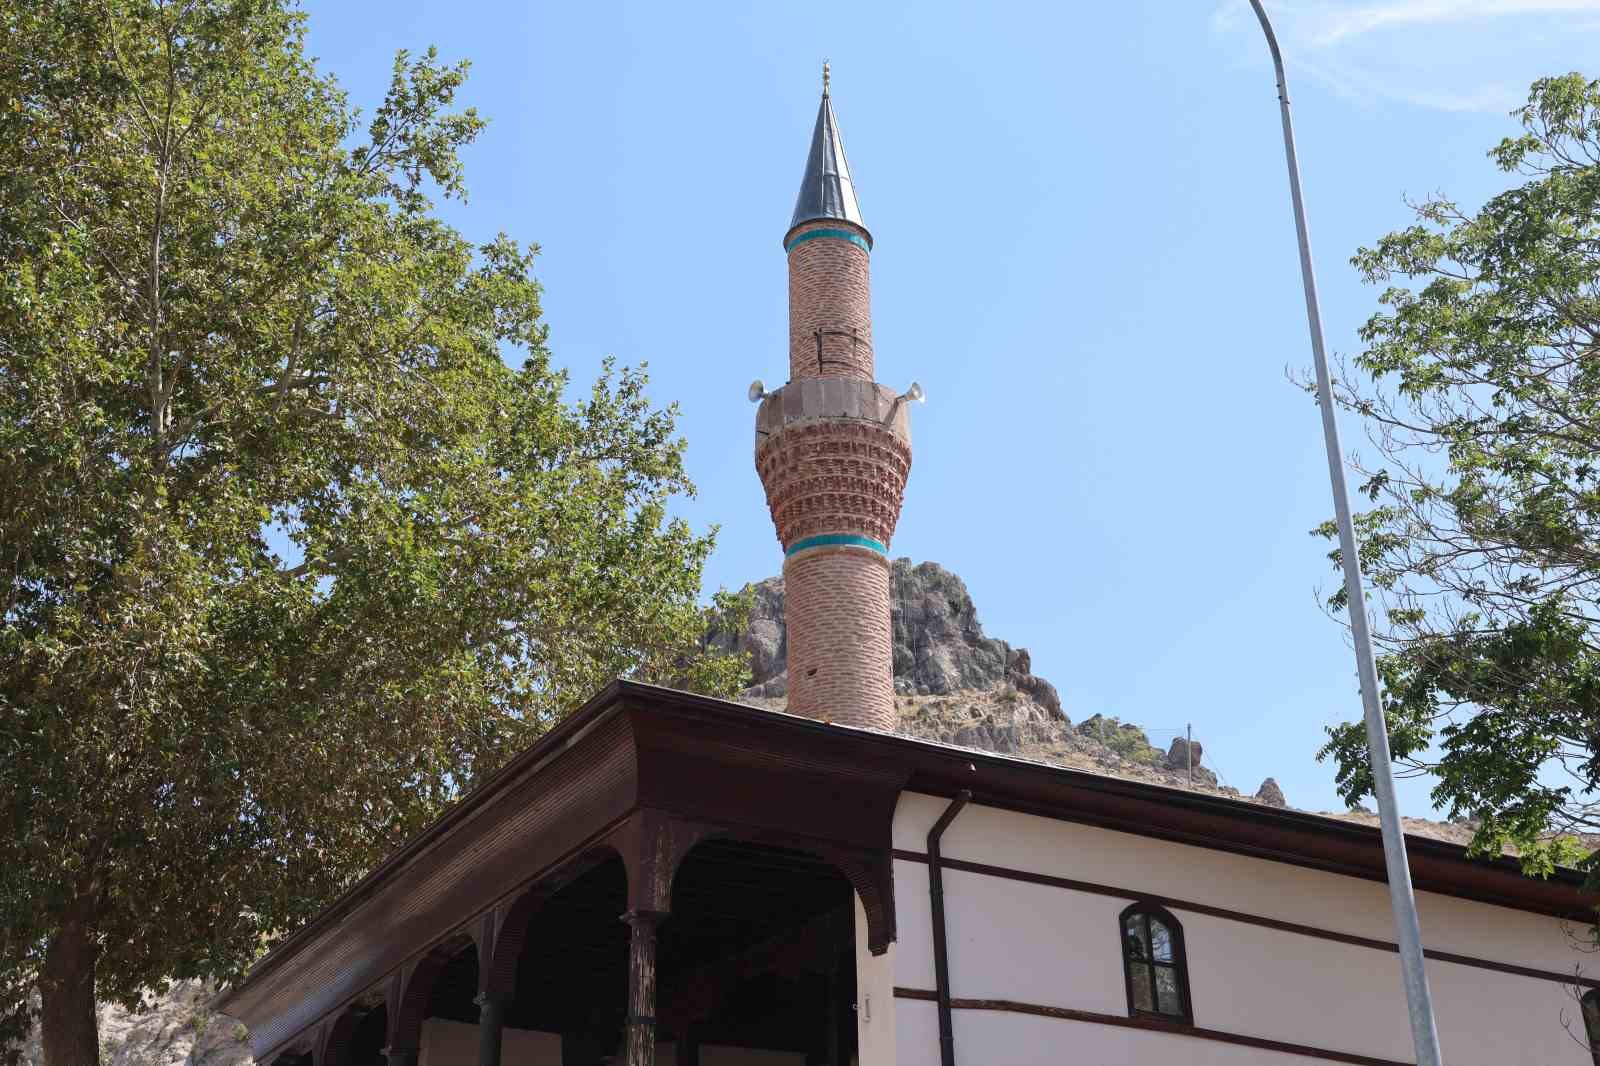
[39,901,99,1066]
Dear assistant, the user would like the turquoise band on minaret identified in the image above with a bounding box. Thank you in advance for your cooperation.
[784,228,872,253]
[785,533,887,557]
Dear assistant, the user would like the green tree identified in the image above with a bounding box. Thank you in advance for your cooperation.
[1316,73,1600,889]
[0,4,748,1065]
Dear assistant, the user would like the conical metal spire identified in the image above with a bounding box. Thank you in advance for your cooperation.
[788,64,869,241]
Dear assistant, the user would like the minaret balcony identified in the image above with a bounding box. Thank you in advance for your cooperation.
[753,378,911,453]
[754,379,913,553]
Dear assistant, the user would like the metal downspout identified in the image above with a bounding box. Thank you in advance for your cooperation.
[928,790,972,1066]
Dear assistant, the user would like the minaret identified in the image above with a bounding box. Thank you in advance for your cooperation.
[754,66,913,731]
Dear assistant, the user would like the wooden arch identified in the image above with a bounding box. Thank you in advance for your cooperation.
[655,818,895,955]
[382,933,474,1055]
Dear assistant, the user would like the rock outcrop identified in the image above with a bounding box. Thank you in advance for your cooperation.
[709,559,1062,713]
[722,576,789,699]
[716,560,1521,843]
[1256,777,1289,808]
[719,560,1245,796]
[15,981,250,1066]
[1162,737,1218,787]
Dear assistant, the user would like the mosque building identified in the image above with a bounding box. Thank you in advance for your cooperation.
[218,72,1596,1066]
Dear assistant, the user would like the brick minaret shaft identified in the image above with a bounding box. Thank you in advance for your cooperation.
[755,69,912,730]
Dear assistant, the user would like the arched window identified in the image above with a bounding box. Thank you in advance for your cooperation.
[1581,988,1600,1065]
[1120,902,1192,1024]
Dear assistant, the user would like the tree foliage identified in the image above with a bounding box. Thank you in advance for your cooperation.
[1317,73,1600,887]
[0,3,747,1063]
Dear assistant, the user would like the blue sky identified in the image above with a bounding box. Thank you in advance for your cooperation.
[300,0,1600,815]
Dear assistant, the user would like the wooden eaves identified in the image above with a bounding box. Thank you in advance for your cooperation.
[216,680,1594,1061]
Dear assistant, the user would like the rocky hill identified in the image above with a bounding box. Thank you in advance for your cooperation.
[710,558,1289,805]
[711,559,1520,850]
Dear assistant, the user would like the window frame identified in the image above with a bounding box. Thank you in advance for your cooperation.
[1118,901,1194,1026]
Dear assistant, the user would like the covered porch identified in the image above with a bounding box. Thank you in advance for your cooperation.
[219,683,907,1066]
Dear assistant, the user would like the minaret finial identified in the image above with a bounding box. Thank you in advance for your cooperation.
[788,60,867,238]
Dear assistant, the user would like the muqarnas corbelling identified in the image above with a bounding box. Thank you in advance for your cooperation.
[758,422,911,549]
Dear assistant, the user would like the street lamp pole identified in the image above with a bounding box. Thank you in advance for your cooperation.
[1244,4,1446,1064]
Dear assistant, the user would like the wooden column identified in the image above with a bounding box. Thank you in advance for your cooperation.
[621,910,667,1066]
[475,996,506,1066]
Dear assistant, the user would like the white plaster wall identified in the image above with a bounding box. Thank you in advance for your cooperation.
[1184,912,1408,1057]
[855,890,898,1066]
[951,1011,1360,1066]
[893,792,1582,974]
[418,1019,561,1066]
[896,999,1351,1066]
[902,991,1589,1066]
[1177,912,1572,1063]
[893,858,936,992]
[889,792,1593,1065]
[893,998,939,1066]
[1428,955,1589,1065]
[942,868,1138,1013]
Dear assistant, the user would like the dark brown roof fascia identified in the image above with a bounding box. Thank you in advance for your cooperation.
[889,733,1591,919]
[613,682,1592,919]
